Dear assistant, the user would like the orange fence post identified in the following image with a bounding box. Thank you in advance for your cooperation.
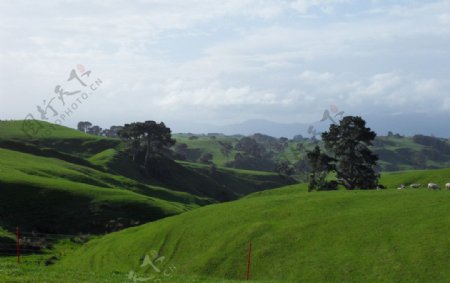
[246,240,252,281]
[16,227,20,264]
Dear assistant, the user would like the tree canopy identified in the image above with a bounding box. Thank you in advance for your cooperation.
[118,121,175,171]
[307,116,379,191]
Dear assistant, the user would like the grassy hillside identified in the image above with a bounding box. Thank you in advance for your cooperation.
[173,134,240,166]
[0,120,121,158]
[49,168,450,282]
[0,121,207,235]
[173,133,450,173]
[0,147,208,234]
[0,121,292,235]
[180,161,295,196]
[379,167,450,188]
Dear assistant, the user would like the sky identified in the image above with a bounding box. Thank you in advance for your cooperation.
[0,0,449,135]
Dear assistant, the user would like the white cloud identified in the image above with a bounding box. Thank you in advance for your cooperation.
[1,0,449,128]
[290,0,351,14]
[299,71,335,84]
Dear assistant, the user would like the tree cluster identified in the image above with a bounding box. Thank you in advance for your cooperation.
[307,116,379,191]
[76,121,122,137]
[228,137,276,171]
[117,121,175,173]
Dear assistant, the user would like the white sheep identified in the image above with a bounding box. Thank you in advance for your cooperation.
[427,183,440,190]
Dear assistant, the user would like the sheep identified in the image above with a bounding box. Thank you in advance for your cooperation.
[427,183,440,190]
[397,184,405,190]
[446,183,450,190]
[409,183,421,189]
[376,184,386,190]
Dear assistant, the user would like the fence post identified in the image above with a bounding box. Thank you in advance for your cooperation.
[246,240,252,281]
[16,227,20,264]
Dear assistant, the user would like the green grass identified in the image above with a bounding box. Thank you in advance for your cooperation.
[174,133,450,173]
[1,121,449,282]
[179,161,295,196]
[0,121,291,235]
[174,135,240,166]
[380,167,450,188]
[0,147,212,234]
[0,120,121,159]
[46,168,450,282]
[0,120,95,140]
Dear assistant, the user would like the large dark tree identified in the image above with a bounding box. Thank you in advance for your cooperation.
[321,116,379,190]
[306,146,336,191]
[173,143,189,160]
[140,121,175,168]
[117,123,142,162]
[118,121,175,170]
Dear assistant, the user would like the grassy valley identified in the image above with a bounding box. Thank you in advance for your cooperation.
[0,121,292,235]
[173,133,450,175]
[0,120,449,282]
[0,168,447,282]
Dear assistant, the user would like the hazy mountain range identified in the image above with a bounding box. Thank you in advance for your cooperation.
[172,113,450,138]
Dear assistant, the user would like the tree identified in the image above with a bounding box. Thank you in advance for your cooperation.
[87,125,102,135]
[230,137,276,171]
[306,146,336,191]
[117,123,142,162]
[104,126,123,137]
[293,134,306,141]
[173,143,189,160]
[77,121,92,133]
[275,160,294,176]
[139,121,175,169]
[235,137,264,159]
[199,152,213,164]
[293,158,311,182]
[321,116,379,190]
[218,141,233,161]
[118,121,175,170]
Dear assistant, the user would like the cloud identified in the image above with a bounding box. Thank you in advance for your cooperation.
[290,0,351,14]
[299,71,335,84]
[1,0,449,129]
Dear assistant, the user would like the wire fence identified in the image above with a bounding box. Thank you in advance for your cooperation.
[0,228,92,264]
[1,228,252,282]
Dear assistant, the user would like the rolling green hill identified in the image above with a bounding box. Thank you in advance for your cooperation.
[1,120,448,282]
[173,133,450,173]
[0,120,121,158]
[0,147,207,234]
[0,120,293,235]
[48,168,450,282]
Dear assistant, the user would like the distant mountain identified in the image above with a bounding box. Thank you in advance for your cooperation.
[172,113,450,138]
[208,119,310,138]
[364,112,450,138]
[171,119,309,138]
